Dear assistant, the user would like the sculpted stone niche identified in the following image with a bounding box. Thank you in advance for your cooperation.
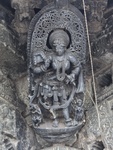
[27,0,86,145]
[1,0,113,149]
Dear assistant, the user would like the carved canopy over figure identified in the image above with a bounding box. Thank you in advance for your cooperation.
[27,0,86,143]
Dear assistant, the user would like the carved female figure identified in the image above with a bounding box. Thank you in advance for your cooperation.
[31,29,84,127]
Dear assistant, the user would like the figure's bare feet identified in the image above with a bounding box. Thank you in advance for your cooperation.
[52,119,58,128]
[65,118,72,127]
[73,119,78,126]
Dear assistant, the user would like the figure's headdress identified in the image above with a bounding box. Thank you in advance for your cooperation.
[49,29,70,48]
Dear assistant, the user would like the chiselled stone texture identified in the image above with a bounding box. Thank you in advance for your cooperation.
[11,0,53,44]
[0,5,56,150]
[0,0,113,149]
[6,0,83,45]
[0,69,40,149]
[0,21,26,79]
[90,3,113,58]
[0,6,39,150]
[85,0,108,33]
[79,97,113,150]
[0,8,27,108]
[0,101,38,150]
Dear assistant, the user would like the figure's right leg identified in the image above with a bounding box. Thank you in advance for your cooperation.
[52,110,59,128]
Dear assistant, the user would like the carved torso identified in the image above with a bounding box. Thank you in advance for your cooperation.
[52,55,70,70]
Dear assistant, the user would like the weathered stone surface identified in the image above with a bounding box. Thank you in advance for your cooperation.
[0,100,39,150]
[0,21,26,78]
[0,0,113,149]
[78,96,113,150]
[0,6,38,150]
[15,75,28,106]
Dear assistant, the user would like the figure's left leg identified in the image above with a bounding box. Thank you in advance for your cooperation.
[52,87,59,127]
[52,113,59,128]
[62,107,72,127]
[61,87,72,127]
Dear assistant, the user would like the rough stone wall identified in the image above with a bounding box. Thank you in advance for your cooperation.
[0,5,38,150]
[0,0,113,150]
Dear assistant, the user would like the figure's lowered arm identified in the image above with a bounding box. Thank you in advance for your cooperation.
[67,55,81,83]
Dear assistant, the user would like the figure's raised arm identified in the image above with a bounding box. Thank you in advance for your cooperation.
[33,52,52,74]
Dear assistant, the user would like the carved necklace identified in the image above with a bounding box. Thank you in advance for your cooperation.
[56,56,66,81]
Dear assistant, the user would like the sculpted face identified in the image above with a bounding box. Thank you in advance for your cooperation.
[53,39,66,56]
[49,29,70,56]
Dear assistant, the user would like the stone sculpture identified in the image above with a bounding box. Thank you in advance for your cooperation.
[27,0,86,143]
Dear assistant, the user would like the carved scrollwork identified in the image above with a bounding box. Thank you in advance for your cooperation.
[31,9,86,63]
